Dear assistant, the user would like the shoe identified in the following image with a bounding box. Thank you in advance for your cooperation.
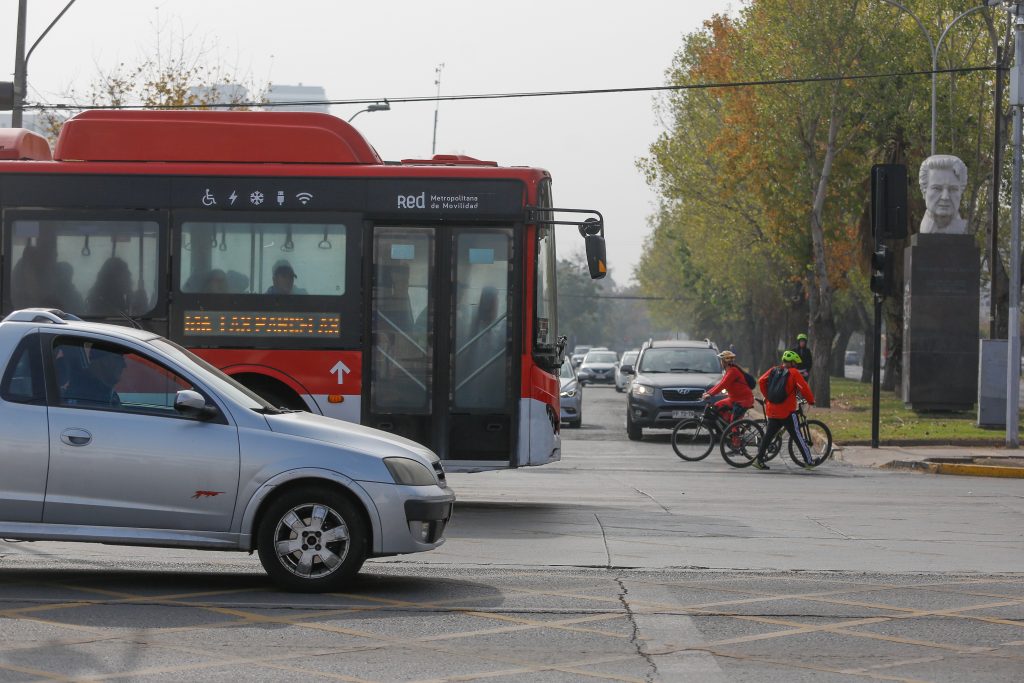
[751,459,769,470]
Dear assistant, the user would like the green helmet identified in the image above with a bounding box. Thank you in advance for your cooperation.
[781,350,802,363]
[796,333,808,341]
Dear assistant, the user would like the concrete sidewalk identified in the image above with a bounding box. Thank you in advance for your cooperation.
[834,443,1024,478]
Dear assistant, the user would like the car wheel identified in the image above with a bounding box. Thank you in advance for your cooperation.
[626,411,643,441]
[257,485,367,593]
[615,384,624,393]
[569,409,582,428]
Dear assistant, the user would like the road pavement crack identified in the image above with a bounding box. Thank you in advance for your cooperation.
[630,486,673,514]
[594,513,612,569]
[615,577,658,682]
[809,517,853,539]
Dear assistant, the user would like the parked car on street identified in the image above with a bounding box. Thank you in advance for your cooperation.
[559,357,583,428]
[625,339,722,441]
[615,350,639,392]
[0,308,454,592]
[577,349,619,385]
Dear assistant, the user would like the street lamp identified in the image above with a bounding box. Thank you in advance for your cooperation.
[990,0,1024,447]
[11,0,79,128]
[880,0,994,156]
[347,100,390,123]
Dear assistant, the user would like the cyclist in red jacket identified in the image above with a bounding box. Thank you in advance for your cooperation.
[701,350,754,423]
[752,350,815,470]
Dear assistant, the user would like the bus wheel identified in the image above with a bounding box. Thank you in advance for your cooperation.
[257,485,367,593]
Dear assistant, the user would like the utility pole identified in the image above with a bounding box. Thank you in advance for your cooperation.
[12,0,27,127]
[431,63,444,156]
[1007,2,1024,447]
[10,0,78,128]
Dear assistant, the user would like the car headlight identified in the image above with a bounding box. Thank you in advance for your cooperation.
[560,388,577,397]
[632,383,655,396]
[384,457,436,486]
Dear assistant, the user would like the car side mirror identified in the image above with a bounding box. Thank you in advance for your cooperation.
[620,364,634,374]
[174,389,217,419]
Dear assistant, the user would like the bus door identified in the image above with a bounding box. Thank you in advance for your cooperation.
[367,226,516,466]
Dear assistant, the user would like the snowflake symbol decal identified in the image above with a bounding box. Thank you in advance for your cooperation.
[249,191,264,206]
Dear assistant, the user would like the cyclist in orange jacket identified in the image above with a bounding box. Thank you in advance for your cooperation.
[701,350,754,423]
[752,350,815,470]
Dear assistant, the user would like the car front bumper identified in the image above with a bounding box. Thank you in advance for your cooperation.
[360,482,455,555]
[627,393,706,429]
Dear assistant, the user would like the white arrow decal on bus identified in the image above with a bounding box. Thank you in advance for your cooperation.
[330,360,351,385]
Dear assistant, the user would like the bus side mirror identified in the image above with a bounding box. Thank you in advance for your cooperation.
[585,234,607,280]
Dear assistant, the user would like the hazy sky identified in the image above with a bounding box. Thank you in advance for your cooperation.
[1,0,735,284]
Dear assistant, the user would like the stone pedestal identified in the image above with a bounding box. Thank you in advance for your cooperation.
[901,234,979,411]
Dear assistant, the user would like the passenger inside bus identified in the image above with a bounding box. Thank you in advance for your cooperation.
[265,260,307,295]
[86,257,134,316]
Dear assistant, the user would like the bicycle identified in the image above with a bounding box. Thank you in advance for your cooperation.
[670,400,734,461]
[719,398,832,469]
[718,398,783,468]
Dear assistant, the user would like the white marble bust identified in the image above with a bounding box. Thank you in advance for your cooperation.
[918,155,968,235]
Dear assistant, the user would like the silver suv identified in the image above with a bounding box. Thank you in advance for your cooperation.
[0,309,454,592]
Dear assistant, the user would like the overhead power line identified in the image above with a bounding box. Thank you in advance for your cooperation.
[25,64,999,111]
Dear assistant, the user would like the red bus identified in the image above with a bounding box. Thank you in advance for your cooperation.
[0,110,605,472]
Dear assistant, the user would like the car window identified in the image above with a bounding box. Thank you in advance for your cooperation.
[0,334,45,405]
[621,352,638,366]
[559,359,575,379]
[638,348,720,373]
[52,336,200,417]
[585,352,618,363]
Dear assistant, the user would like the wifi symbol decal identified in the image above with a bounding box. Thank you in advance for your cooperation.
[295,192,314,205]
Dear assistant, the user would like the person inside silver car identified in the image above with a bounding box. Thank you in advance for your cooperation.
[64,347,126,407]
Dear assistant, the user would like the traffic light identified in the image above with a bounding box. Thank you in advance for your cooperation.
[870,245,894,297]
[0,82,13,111]
[871,164,908,240]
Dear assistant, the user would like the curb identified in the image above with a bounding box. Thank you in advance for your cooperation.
[881,460,1024,479]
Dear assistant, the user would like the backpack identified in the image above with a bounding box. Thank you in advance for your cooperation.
[740,367,757,389]
[764,366,790,403]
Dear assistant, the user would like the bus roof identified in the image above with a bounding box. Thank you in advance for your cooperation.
[0,128,52,161]
[54,110,385,165]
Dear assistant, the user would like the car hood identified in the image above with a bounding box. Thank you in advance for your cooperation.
[560,377,579,391]
[581,362,616,371]
[634,371,722,389]
[263,411,437,466]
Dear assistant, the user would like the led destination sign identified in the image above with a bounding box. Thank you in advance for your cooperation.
[184,311,340,338]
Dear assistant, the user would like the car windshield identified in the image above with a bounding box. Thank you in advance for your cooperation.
[638,347,720,373]
[559,359,575,379]
[585,352,618,364]
[621,351,638,365]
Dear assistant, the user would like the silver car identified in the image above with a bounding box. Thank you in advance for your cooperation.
[0,309,454,592]
[559,357,583,428]
[578,349,618,385]
[615,350,639,392]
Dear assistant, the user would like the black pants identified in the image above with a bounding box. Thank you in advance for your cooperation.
[756,412,812,463]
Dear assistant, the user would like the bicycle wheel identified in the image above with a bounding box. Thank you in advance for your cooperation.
[789,419,833,468]
[671,419,715,461]
[763,431,784,462]
[719,419,763,468]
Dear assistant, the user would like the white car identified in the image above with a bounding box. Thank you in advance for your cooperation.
[0,308,454,592]
[615,350,639,392]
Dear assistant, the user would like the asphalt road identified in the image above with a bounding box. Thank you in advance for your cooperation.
[0,384,1020,682]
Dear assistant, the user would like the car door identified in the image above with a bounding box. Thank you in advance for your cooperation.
[0,332,50,522]
[42,333,240,532]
